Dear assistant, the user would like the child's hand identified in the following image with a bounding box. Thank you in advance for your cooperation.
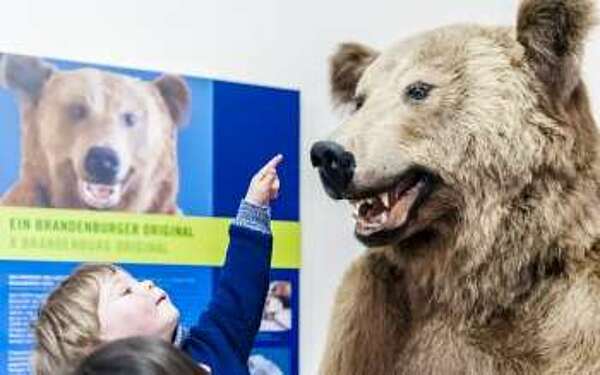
[245,154,283,207]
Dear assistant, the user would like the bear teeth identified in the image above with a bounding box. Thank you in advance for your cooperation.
[379,192,390,209]
[351,193,392,214]
[350,201,360,218]
[79,180,123,209]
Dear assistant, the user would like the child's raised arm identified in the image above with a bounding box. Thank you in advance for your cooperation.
[181,155,283,373]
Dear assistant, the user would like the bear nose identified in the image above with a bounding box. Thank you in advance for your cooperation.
[84,146,120,184]
[310,141,355,199]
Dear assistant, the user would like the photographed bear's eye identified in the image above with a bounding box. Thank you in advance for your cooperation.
[67,103,88,122]
[353,95,366,111]
[122,112,138,128]
[405,81,434,102]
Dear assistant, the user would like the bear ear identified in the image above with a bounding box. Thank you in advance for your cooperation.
[516,0,597,101]
[154,74,191,127]
[330,42,379,106]
[0,54,55,103]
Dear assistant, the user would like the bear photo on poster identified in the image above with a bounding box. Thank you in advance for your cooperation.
[0,54,189,214]
[311,0,600,374]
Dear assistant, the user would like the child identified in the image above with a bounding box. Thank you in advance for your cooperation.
[72,336,208,375]
[32,155,283,375]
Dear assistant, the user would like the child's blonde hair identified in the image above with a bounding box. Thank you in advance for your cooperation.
[32,263,118,375]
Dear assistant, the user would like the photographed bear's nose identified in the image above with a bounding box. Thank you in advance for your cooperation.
[85,146,120,184]
[310,141,355,199]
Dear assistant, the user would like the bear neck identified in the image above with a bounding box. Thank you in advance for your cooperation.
[383,161,600,330]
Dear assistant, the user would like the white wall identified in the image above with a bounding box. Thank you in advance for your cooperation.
[1,1,599,374]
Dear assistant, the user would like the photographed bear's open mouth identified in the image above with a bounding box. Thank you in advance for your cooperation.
[78,168,134,209]
[349,170,434,242]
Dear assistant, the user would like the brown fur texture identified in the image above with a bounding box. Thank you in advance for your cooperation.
[0,55,190,213]
[317,1,600,374]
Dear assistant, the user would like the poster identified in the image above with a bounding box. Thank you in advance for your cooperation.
[0,53,300,375]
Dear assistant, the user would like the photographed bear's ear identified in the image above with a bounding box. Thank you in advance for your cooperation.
[1,54,55,103]
[330,42,379,106]
[516,0,596,101]
[154,74,191,127]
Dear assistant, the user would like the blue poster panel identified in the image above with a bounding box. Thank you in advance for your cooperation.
[0,53,300,375]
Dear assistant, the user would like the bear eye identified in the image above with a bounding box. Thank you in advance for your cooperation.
[353,95,366,111]
[67,103,88,122]
[122,112,138,128]
[405,81,434,102]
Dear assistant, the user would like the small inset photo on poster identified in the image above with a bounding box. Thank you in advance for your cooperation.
[249,348,290,375]
[260,280,292,332]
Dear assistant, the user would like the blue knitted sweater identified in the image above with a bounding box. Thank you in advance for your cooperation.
[176,200,273,374]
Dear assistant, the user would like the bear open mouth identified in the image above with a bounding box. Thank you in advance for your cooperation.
[349,171,433,238]
[78,169,134,209]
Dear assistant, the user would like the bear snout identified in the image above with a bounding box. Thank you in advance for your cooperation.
[84,146,121,184]
[310,141,355,199]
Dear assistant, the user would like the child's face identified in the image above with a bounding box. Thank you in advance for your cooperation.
[97,268,180,342]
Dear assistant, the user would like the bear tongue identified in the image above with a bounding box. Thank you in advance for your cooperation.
[79,180,122,209]
[87,184,114,199]
[95,185,112,198]
[351,195,390,235]
[384,180,425,229]
[352,180,425,236]
[358,197,386,219]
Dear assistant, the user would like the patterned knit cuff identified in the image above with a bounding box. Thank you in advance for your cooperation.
[233,200,271,234]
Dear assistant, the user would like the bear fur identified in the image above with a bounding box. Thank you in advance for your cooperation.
[0,54,190,213]
[312,1,600,374]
